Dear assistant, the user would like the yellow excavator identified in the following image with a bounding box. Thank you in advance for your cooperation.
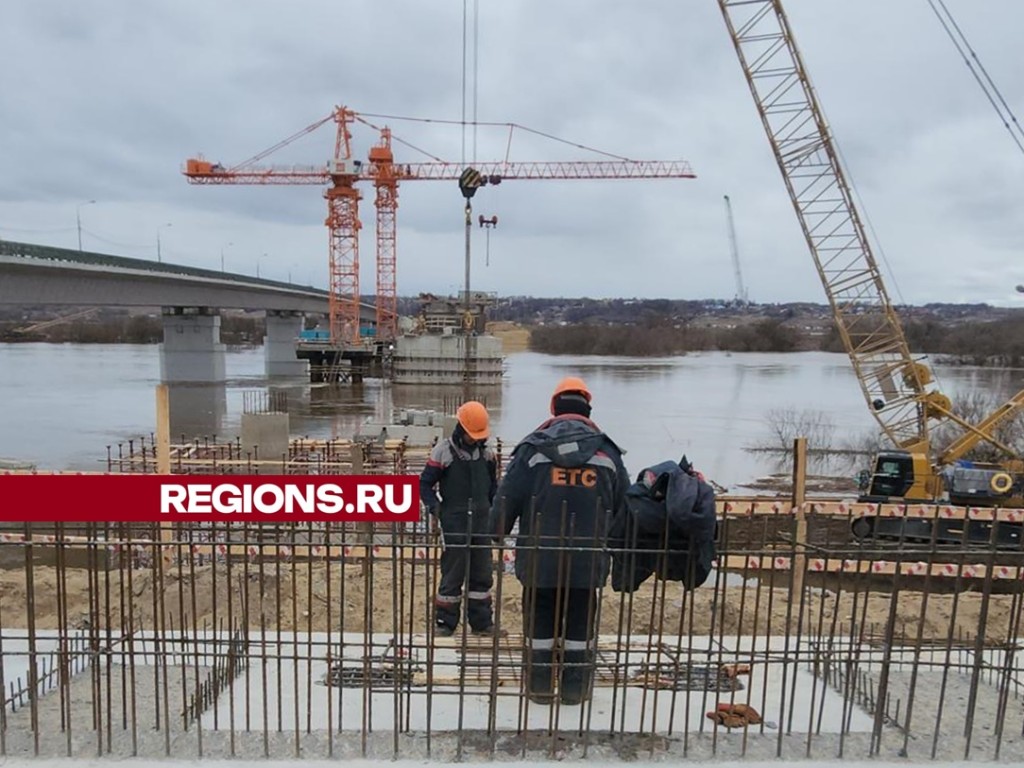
[717,1,1024,545]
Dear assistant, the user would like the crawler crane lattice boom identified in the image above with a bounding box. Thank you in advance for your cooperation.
[717,0,1024,532]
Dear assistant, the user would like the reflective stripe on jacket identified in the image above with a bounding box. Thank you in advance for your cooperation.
[419,438,497,516]
[491,414,630,588]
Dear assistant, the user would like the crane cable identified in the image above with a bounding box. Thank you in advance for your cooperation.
[925,0,1024,157]
[461,0,467,165]
[473,0,479,164]
[357,111,635,163]
[460,0,481,165]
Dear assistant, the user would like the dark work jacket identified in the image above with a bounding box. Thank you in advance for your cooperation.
[608,458,717,592]
[490,414,630,589]
[419,438,497,533]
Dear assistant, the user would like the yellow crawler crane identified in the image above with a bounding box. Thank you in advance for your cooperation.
[717,0,1024,546]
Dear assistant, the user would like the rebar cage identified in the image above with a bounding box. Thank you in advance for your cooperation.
[2,499,1024,762]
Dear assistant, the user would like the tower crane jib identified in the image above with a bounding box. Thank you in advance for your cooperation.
[183,107,696,347]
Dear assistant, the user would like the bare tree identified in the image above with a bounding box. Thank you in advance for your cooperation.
[931,391,1024,463]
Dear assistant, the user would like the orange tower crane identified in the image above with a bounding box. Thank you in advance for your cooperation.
[368,127,399,342]
[326,107,362,346]
[183,105,697,345]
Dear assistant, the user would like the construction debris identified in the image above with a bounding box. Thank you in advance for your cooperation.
[706,702,762,728]
[323,655,424,688]
[633,662,745,692]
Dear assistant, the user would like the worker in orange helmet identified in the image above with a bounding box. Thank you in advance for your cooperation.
[491,377,630,705]
[419,400,504,637]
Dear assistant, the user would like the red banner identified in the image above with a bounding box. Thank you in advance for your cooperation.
[0,475,421,523]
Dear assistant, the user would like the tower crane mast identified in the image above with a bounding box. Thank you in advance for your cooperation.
[718,0,1024,514]
[324,107,362,345]
[369,128,399,341]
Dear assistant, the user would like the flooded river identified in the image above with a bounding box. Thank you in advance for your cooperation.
[1,344,1021,490]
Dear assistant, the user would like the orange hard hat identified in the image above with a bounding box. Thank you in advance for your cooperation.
[456,400,490,440]
[550,376,592,415]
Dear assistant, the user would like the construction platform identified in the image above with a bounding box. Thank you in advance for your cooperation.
[294,335,385,383]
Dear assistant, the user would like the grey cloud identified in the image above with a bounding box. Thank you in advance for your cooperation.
[1,0,1022,302]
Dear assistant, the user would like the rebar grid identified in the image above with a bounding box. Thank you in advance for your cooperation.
[94,434,507,481]
[1,504,1023,762]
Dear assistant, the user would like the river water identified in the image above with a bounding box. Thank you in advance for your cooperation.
[1,343,1021,490]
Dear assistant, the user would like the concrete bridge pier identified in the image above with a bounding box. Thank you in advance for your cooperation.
[265,310,307,377]
[159,307,227,383]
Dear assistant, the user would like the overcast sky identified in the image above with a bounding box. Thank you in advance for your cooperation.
[2,1,1022,305]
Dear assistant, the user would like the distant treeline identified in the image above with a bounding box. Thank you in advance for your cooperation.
[0,315,264,345]
[532,316,1024,362]
[4,304,1022,364]
[483,296,1010,326]
[821,317,1024,367]
[531,319,801,356]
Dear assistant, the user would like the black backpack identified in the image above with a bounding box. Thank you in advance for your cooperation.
[609,456,717,592]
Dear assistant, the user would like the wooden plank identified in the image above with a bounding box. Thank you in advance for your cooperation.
[719,498,1024,523]
[155,385,174,563]
[155,385,171,475]
[0,535,439,563]
[3,527,1017,580]
[721,554,1024,580]
[791,437,808,599]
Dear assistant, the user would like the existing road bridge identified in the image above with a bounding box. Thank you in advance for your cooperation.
[0,240,376,381]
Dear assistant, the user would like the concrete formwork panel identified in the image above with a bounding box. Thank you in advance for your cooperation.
[241,412,291,468]
[393,334,503,385]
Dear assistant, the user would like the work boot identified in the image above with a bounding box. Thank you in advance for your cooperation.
[471,624,508,638]
[560,649,594,706]
[524,648,555,705]
[434,621,456,638]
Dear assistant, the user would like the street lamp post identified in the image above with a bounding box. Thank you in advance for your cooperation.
[76,200,96,251]
[156,222,173,263]
[221,242,233,272]
[257,252,269,279]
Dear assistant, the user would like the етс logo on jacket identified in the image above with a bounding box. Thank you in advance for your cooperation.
[550,467,597,488]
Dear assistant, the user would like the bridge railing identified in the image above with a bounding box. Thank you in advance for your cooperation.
[0,239,325,294]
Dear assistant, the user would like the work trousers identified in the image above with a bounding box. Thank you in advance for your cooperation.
[521,585,597,651]
[435,509,495,632]
[521,585,598,704]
